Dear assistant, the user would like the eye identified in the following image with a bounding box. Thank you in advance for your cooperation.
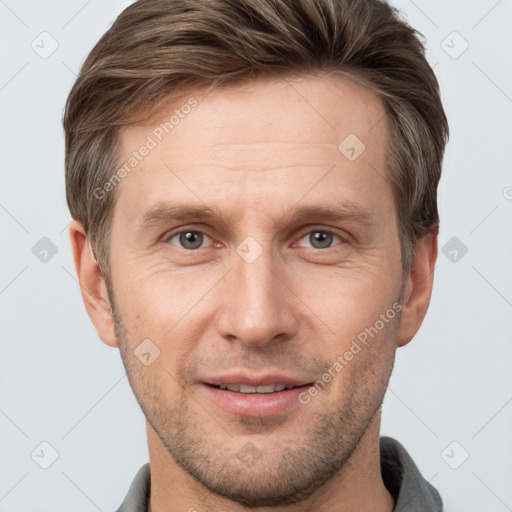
[164,228,346,252]
[166,230,212,250]
[296,229,345,250]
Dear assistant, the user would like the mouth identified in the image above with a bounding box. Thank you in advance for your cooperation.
[199,374,314,417]
[206,383,303,394]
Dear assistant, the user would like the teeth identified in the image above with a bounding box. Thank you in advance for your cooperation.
[256,385,275,393]
[217,383,292,393]
[240,384,257,393]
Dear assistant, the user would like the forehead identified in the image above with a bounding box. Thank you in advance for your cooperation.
[127,74,386,150]
[113,74,390,224]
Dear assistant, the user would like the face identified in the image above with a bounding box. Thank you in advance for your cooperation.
[108,74,404,506]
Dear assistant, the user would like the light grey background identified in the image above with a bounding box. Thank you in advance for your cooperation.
[0,0,511,511]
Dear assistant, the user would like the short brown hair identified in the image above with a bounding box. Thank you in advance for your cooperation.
[64,0,448,285]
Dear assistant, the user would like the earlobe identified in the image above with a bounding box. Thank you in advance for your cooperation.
[396,234,438,348]
[68,220,119,348]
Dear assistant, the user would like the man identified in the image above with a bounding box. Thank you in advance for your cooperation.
[64,0,448,510]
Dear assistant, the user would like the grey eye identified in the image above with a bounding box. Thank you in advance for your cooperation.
[171,231,206,250]
[309,231,333,249]
[300,230,339,249]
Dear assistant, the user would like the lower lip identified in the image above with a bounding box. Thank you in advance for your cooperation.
[199,383,311,417]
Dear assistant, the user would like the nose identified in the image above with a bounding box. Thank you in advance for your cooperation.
[216,245,298,347]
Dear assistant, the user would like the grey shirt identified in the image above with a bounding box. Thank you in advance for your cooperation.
[116,436,443,511]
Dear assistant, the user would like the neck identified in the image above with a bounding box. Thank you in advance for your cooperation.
[146,411,395,512]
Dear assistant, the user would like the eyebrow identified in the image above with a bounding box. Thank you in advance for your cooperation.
[138,203,230,230]
[273,202,373,231]
[137,200,374,232]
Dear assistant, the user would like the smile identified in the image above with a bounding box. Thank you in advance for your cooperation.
[213,383,298,393]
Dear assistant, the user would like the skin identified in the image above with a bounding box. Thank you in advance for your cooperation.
[70,74,437,512]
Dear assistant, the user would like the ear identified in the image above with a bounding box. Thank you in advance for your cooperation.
[396,233,438,348]
[68,220,119,348]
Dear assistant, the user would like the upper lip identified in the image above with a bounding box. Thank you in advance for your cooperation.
[201,372,313,388]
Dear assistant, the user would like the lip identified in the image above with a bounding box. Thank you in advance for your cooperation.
[198,371,314,418]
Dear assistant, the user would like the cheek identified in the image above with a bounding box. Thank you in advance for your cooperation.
[115,304,191,404]
[113,262,211,333]
[111,291,199,393]
[296,266,398,342]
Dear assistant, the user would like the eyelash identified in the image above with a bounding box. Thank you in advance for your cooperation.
[163,227,348,251]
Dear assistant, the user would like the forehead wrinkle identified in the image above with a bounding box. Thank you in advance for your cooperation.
[174,140,344,174]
